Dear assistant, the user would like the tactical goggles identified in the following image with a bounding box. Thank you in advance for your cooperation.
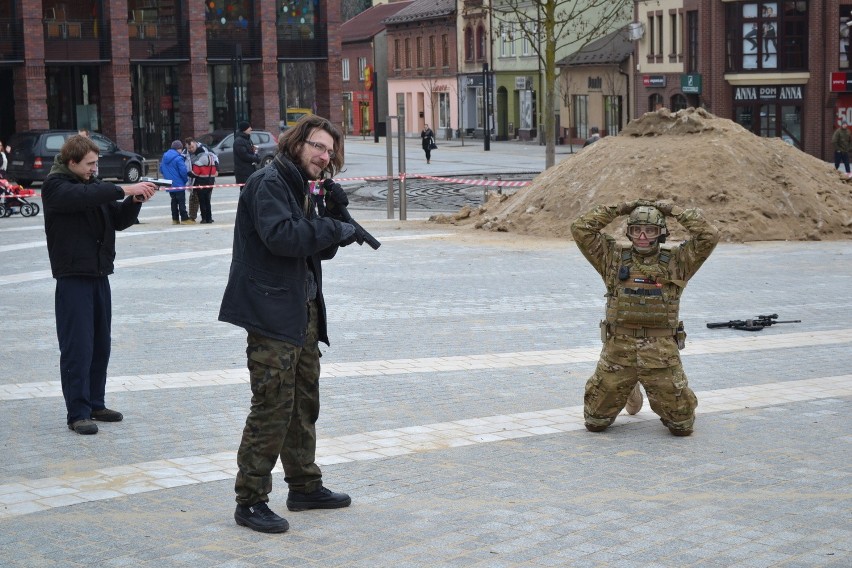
[627,224,662,239]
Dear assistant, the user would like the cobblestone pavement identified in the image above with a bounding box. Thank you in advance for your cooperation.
[0,141,850,567]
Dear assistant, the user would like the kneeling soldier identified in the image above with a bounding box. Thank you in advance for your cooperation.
[571,200,719,435]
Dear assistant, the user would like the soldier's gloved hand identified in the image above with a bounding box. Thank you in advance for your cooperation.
[338,222,358,247]
[654,201,683,216]
[616,201,638,215]
[654,201,674,215]
[322,180,349,211]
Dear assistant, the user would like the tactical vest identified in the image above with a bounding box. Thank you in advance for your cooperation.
[604,246,684,330]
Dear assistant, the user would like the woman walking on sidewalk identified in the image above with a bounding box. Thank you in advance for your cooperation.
[421,125,435,164]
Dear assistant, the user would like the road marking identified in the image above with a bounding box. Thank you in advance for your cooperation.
[2,329,850,401]
[0,374,849,519]
[0,233,454,284]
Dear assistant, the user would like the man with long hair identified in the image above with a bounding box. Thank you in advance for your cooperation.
[219,115,358,534]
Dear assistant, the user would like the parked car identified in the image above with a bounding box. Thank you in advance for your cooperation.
[5,130,145,187]
[197,130,277,175]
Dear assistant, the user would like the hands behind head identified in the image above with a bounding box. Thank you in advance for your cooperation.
[617,199,678,216]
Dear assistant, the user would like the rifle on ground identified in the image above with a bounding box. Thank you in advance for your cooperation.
[706,314,801,332]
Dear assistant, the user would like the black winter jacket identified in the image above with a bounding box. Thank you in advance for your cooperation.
[218,155,347,346]
[233,131,259,181]
[42,172,141,279]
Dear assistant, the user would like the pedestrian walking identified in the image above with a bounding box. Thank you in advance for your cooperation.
[421,124,435,164]
[832,124,852,174]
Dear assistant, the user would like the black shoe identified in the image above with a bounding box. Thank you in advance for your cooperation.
[287,486,351,511]
[91,408,123,422]
[68,419,98,435]
[234,502,289,533]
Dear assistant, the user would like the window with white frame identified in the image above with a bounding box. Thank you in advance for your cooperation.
[573,94,588,139]
[342,58,350,81]
[439,93,450,129]
[358,57,367,80]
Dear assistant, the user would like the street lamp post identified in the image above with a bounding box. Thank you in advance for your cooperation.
[482,63,490,151]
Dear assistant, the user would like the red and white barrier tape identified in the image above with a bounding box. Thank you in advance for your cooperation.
[19,173,530,196]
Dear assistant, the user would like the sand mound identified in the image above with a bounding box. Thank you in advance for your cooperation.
[435,108,852,242]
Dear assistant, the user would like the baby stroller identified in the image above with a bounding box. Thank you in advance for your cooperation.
[0,173,40,217]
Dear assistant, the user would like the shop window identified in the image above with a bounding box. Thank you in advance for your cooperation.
[671,94,688,111]
[604,96,621,136]
[727,1,807,72]
[573,95,588,139]
[732,85,803,149]
[649,93,664,112]
[275,0,319,41]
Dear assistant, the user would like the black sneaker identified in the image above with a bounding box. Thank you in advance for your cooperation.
[68,419,98,435]
[287,486,351,511]
[91,408,123,422]
[234,502,289,533]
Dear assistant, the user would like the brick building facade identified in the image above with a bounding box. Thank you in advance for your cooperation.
[633,0,851,163]
[0,0,341,157]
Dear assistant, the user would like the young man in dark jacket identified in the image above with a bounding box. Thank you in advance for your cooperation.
[41,135,157,435]
[233,121,259,187]
[219,115,357,534]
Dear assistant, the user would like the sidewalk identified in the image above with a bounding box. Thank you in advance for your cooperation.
[0,173,850,567]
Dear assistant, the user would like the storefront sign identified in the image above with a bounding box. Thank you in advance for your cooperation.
[643,75,666,87]
[466,75,483,87]
[515,76,531,90]
[160,96,172,110]
[681,73,702,94]
[835,94,852,127]
[831,72,852,92]
[733,85,803,101]
[433,84,449,92]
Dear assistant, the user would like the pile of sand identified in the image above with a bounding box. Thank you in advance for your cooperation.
[433,108,852,242]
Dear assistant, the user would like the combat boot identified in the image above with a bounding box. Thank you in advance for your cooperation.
[287,486,351,511]
[234,502,289,533]
[625,383,643,415]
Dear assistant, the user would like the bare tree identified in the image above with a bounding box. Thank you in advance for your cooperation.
[341,0,371,22]
[490,0,632,168]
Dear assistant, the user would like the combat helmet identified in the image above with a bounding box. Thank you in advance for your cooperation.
[626,205,668,252]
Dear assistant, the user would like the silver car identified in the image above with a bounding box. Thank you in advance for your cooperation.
[197,130,278,174]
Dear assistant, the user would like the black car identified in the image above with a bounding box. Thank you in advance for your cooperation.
[5,130,145,187]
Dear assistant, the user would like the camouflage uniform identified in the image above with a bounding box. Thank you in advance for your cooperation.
[235,301,323,505]
[571,201,719,434]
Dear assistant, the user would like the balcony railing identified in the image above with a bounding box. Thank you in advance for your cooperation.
[206,21,260,61]
[0,18,24,63]
[129,21,189,61]
[277,26,328,60]
[44,18,111,62]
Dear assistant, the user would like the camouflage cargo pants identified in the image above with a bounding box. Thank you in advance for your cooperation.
[235,301,323,506]
[584,352,698,433]
[188,189,198,220]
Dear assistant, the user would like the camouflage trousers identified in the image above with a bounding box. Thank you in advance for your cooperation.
[187,189,198,220]
[235,301,323,506]
[584,349,698,433]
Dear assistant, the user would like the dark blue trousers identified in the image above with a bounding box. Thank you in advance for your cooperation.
[55,276,112,424]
